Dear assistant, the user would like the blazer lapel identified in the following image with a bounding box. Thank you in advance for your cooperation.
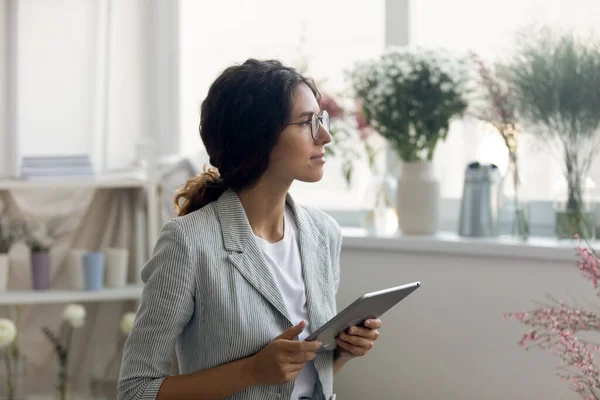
[287,194,337,389]
[217,190,293,326]
[286,194,336,334]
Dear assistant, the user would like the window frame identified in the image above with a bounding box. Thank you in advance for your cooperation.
[173,0,598,237]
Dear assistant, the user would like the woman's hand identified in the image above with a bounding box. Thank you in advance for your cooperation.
[334,318,382,360]
[249,321,321,386]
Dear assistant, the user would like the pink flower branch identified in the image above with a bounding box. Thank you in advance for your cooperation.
[506,302,600,349]
[554,327,600,399]
[577,243,600,292]
[506,239,600,399]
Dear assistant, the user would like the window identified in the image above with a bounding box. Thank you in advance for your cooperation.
[178,0,385,210]
[410,0,600,201]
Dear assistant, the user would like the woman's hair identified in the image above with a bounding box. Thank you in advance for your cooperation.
[175,59,320,216]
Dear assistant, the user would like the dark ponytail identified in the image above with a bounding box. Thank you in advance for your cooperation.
[174,59,320,216]
[174,166,223,217]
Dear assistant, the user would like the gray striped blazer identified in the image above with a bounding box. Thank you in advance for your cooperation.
[118,189,342,400]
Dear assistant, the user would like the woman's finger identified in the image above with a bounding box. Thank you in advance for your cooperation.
[336,338,368,357]
[285,351,316,364]
[335,338,353,353]
[347,326,380,340]
[364,319,383,329]
[339,332,375,350]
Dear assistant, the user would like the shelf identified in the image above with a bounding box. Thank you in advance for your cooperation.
[0,173,147,190]
[30,394,93,400]
[0,285,144,305]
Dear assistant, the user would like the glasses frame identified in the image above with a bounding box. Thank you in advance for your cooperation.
[287,110,330,141]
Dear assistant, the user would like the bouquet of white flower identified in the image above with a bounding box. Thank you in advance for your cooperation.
[350,46,470,162]
[42,304,86,400]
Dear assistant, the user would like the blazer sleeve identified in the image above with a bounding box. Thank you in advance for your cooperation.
[118,219,196,400]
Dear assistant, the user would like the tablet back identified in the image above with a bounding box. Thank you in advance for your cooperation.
[306,281,421,351]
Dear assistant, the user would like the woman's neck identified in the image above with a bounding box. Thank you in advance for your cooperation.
[237,178,291,243]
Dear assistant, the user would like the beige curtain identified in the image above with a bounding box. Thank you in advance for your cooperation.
[1,187,143,394]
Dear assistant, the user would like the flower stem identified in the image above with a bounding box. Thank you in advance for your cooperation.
[508,153,529,238]
[58,326,73,400]
[4,352,14,400]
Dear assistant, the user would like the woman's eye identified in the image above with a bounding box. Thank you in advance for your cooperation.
[301,120,311,126]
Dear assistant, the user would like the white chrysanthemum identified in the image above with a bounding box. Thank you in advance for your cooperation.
[440,82,453,93]
[62,304,86,329]
[409,124,417,137]
[120,312,136,336]
[384,85,396,97]
[0,319,17,348]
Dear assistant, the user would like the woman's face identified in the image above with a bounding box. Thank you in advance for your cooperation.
[265,82,333,185]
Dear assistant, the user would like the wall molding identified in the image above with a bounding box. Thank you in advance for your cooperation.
[2,0,19,178]
[142,0,180,158]
[91,0,111,174]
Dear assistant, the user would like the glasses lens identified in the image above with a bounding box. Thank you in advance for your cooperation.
[311,113,319,141]
[322,111,330,132]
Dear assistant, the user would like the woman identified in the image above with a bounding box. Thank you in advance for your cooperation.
[118,59,383,400]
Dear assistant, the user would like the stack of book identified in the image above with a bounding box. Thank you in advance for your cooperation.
[20,155,94,180]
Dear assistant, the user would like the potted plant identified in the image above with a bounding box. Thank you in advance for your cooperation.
[469,53,530,240]
[507,28,600,240]
[23,216,62,290]
[25,231,52,291]
[350,46,469,235]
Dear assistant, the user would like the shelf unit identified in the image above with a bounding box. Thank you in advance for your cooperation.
[0,285,144,305]
[0,173,160,295]
[30,394,95,400]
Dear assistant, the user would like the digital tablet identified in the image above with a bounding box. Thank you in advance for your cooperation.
[305,281,421,352]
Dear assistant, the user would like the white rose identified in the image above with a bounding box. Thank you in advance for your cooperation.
[0,319,17,348]
[62,304,86,329]
[120,312,136,336]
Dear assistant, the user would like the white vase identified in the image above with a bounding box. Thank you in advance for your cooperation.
[67,249,86,290]
[105,248,129,288]
[0,253,9,292]
[396,161,440,235]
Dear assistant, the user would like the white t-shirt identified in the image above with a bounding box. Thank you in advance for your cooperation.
[254,206,318,399]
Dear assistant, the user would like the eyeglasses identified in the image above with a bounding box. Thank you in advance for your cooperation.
[287,110,330,141]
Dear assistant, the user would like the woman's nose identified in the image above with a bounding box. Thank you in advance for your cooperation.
[317,122,333,144]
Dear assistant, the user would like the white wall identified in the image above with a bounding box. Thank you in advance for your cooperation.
[16,0,97,158]
[0,2,6,171]
[3,0,180,175]
[0,0,13,178]
[334,243,588,399]
[103,0,145,170]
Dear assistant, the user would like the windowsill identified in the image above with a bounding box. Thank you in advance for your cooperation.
[341,227,588,263]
